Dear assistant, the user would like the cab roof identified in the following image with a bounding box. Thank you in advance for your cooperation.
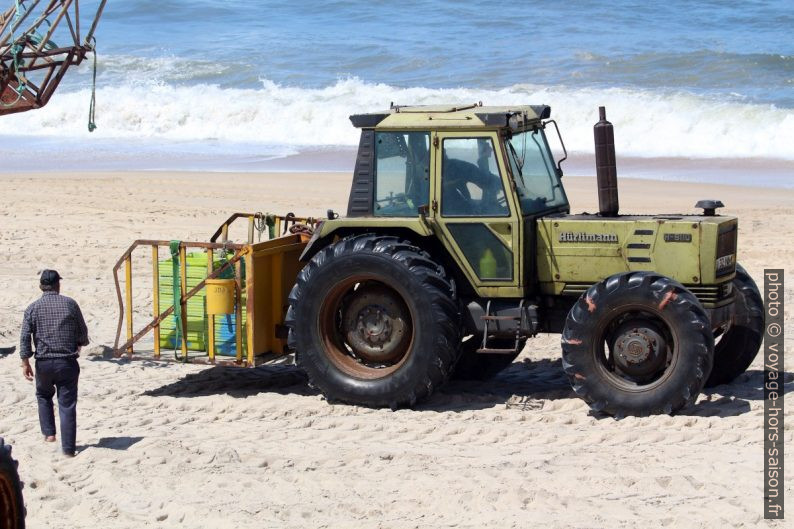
[349,103,551,130]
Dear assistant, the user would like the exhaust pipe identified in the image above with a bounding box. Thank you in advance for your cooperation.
[594,106,619,216]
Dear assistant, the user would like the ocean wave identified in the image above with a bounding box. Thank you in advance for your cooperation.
[0,78,792,160]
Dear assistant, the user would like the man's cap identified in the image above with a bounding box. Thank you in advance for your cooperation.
[40,269,63,286]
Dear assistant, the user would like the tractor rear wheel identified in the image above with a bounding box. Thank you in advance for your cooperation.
[561,272,714,417]
[286,234,460,408]
[0,437,25,529]
[706,264,764,387]
[452,336,525,380]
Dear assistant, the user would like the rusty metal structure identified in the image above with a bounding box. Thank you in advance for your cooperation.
[0,0,106,116]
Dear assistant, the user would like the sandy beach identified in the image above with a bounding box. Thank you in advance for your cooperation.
[0,171,791,528]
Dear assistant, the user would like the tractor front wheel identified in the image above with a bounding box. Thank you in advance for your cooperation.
[561,272,714,417]
[287,235,461,408]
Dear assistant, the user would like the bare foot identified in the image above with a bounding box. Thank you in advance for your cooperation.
[44,435,56,442]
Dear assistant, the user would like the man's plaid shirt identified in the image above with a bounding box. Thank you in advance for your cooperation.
[19,291,89,360]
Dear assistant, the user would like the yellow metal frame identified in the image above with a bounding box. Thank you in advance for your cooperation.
[211,212,319,244]
[113,213,317,367]
[152,245,160,358]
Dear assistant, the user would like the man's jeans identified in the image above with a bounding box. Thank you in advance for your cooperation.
[35,357,79,453]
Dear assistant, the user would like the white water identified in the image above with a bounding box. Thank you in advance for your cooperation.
[1,78,792,162]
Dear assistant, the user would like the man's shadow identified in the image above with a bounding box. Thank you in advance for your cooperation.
[78,436,144,453]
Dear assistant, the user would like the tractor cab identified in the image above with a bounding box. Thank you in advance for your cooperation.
[316,103,571,300]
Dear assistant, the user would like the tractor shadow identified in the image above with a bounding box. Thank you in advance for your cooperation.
[679,369,793,418]
[139,356,570,407]
[129,347,785,418]
[142,363,318,399]
[429,358,576,412]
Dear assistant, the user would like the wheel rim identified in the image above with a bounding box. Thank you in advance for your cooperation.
[595,306,679,391]
[319,276,414,380]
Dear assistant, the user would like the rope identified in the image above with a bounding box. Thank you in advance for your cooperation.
[217,242,234,279]
[87,36,97,132]
[169,240,188,362]
[253,212,267,242]
[1,0,27,108]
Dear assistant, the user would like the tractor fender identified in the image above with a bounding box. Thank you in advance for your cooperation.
[299,218,433,262]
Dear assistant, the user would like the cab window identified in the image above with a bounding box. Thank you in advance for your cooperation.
[374,131,430,216]
[505,128,568,215]
[441,138,509,217]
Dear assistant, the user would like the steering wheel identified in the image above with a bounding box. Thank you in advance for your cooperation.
[375,192,411,212]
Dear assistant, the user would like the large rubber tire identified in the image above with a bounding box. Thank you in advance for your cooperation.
[706,264,764,387]
[0,437,25,529]
[286,234,461,408]
[452,336,525,380]
[561,272,714,417]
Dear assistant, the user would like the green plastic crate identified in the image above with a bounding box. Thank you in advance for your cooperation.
[157,251,247,354]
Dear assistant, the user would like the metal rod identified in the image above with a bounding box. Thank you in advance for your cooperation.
[113,240,244,273]
[206,249,215,363]
[116,352,283,368]
[152,245,160,358]
[74,0,80,42]
[83,0,106,44]
[63,9,77,45]
[245,252,255,366]
[0,6,17,37]
[38,48,77,104]
[35,0,72,54]
[0,0,42,48]
[124,255,133,354]
[8,0,56,51]
[247,215,254,244]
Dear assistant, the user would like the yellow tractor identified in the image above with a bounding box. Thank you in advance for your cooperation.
[116,104,761,418]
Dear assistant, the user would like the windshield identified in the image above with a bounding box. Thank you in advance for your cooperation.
[505,128,568,215]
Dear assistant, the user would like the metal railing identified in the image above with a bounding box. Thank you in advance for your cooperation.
[210,212,320,245]
[112,240,247,364]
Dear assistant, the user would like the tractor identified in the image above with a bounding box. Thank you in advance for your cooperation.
[285,103,764,416]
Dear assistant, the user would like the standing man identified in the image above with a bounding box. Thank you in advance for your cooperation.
[19,270,89,457]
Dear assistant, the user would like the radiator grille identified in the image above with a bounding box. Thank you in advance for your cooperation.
[561,281,733,306]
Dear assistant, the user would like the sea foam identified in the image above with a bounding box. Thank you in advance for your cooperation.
[0,77,791,161]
